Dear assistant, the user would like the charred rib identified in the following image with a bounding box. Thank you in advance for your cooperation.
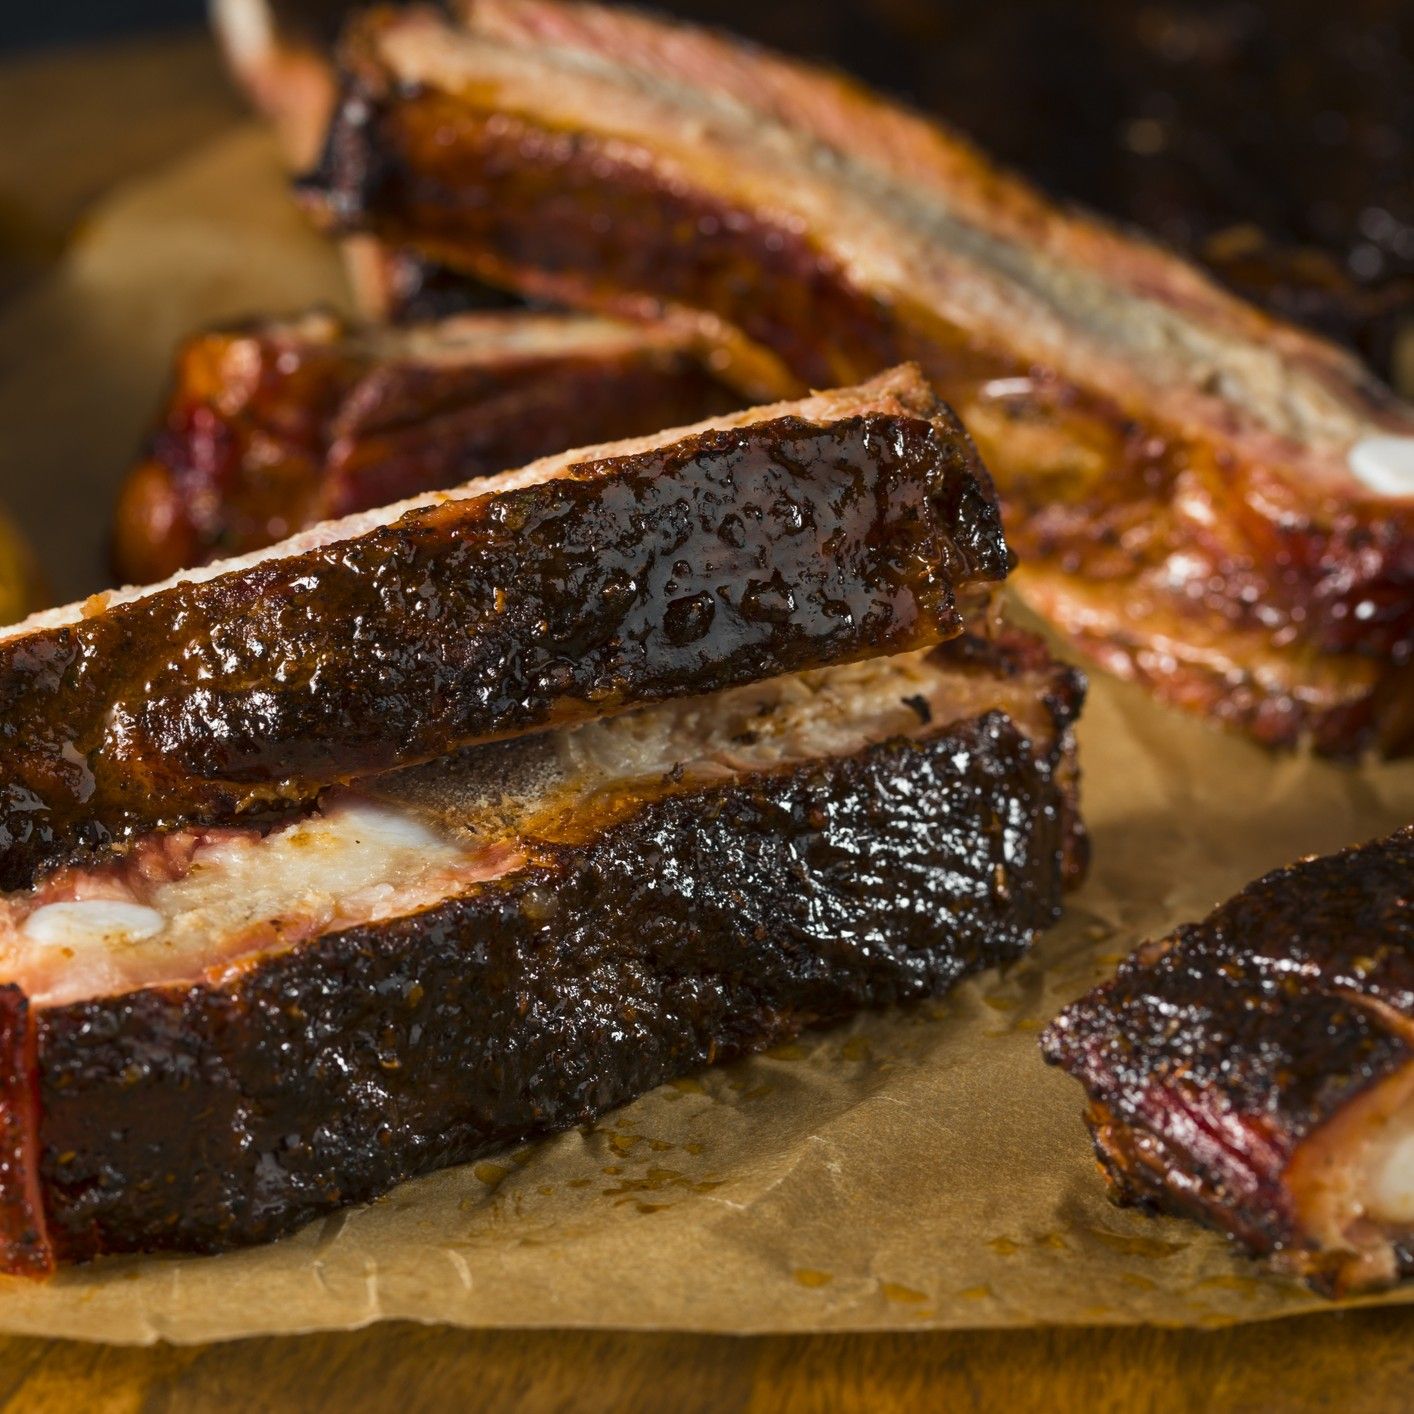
[0,632,1083,1271]
[1043,826,1414,1294]
[1,365,1006,889]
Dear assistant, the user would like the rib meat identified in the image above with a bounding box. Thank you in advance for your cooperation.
[0,632,1083,1272]
[1,364,1006,890]
[300,0,1414,756]
[217,1,1414,375]
[1043,827,1414,1294]
[113,309,732,583]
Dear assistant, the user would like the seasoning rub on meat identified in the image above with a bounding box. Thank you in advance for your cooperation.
[0,633,1083,1273]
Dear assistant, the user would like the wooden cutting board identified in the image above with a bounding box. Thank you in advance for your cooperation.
[0,31,1410,1414]
[0,1314,1412,1413]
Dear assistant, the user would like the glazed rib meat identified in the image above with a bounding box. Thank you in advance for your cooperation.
[0,632,1083,1272]
[300,0,1414,756]
[113,308,732,583]
[0,364,1006,890]
[1043,827,1414,1294]
[217,1,1414,376]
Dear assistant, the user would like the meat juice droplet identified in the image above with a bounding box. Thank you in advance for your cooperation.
[663,592,716,645]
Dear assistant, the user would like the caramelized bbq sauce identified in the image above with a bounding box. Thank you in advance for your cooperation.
[309,92,1414,675]
[115,326,363,585]
[13,700,1079,1269]
[1050,827,1414,1122]
[115,323,734,584]
[0,412,1005,891]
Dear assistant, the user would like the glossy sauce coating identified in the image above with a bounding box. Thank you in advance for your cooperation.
[113,314,732,584]
[0,410,1006,889]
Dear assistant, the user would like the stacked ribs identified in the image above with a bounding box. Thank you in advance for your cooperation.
[4,0,1407,1289]
[0,365,1085,1271]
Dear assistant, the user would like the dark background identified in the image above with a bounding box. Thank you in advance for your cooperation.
[3,0,207,52]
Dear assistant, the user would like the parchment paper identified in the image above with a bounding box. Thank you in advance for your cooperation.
[0,127,1411,1344]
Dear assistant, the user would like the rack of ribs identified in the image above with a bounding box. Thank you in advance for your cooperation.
[1044,827,1413,1295]
[213,1,1414,378]
[1,365,1008,889]
[0,631,1082,1272]
[298,0,1414,757]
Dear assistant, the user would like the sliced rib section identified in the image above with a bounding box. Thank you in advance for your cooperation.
[1043,827,1414,1294]
[301,0,1414,755]
[0,365,1006,890]
[113,309,732,583]
[0,632,1083,1271]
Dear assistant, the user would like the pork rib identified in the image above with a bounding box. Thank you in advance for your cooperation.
[300,0,1414,755]
[113,308,732,583]
[0,364,1006,890]
[216,2,1414,377]
[0,632,1083,1272]
[1043,827,1414,1294]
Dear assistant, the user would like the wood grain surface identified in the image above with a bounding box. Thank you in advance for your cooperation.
[0,1311,1411,1414]
[0,29,1411,1414]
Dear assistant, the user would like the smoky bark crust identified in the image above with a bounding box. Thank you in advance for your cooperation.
[9,705,1076,1269]
[1043,827,1414,1287]
[0,411,1005,890]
